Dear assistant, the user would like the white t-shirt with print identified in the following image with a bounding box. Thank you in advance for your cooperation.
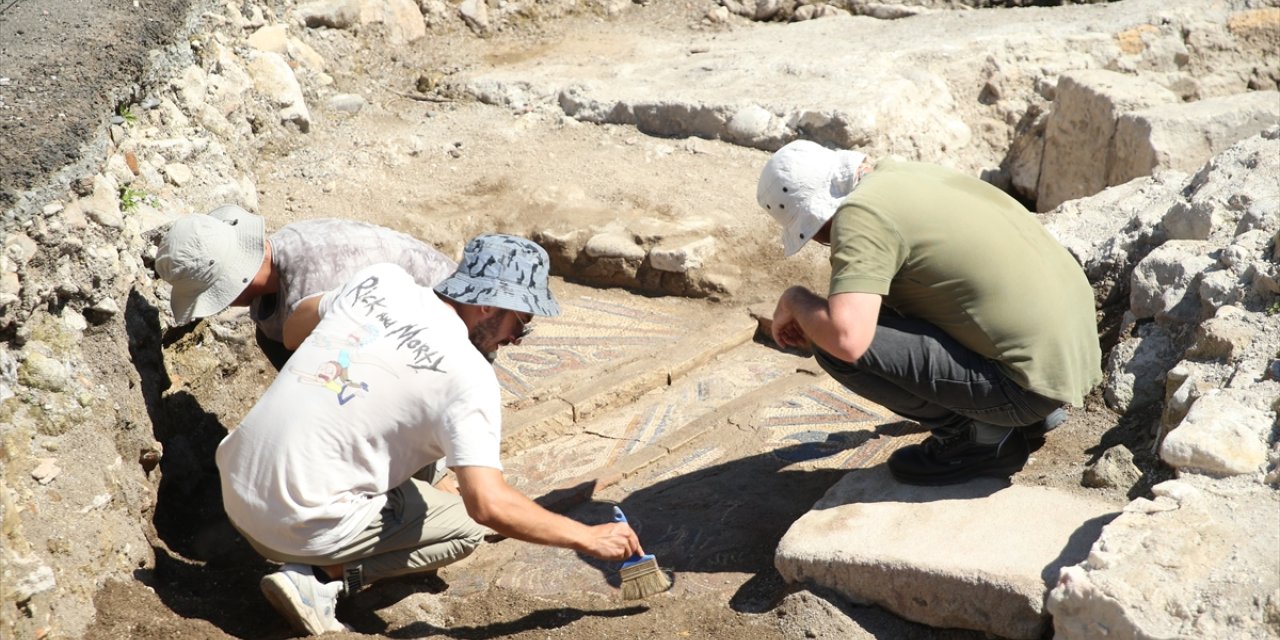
[217,262,502,557]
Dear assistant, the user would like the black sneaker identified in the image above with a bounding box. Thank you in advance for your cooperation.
[888,423,1030,486]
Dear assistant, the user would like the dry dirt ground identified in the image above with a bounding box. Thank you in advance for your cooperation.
[3,1,1165,638]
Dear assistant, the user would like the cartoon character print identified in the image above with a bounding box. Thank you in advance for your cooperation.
[291,322,395,405]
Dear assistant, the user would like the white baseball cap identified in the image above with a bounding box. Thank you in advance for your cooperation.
[756,140,867,256]
[154,205,266,324]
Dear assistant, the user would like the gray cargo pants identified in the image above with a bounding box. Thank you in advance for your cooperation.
[813,310,1062,432]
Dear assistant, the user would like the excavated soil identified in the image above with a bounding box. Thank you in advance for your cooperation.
[4,0,1174,638]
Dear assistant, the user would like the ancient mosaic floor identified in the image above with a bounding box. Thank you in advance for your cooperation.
[446,284,929,602]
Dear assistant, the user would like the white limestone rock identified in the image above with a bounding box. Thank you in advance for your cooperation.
[1037,70,1179,212]
[82,174,123,229]
[584,232,646,261]
[1129,240,1217,325]
[298,0,362,29]
[1105,321,1181,414]
[1161,389,1272,476]
[1111,91,1280,188]
[247,24,289,53]
[1041,174,1176,305]
[1047,478,1280,639]
[247,51,312,133]
[649,237,717,273]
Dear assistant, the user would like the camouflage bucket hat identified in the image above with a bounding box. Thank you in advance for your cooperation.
[434,234,561,317]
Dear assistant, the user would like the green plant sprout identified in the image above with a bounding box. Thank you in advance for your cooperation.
[116,104,137,124]
[118,186,155,212]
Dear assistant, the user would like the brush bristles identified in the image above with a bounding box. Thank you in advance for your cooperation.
[619,557,672,600]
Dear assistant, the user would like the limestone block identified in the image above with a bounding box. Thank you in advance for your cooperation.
[1186,305,1254,360]
[1104,322,1180,414]
[1110,91,1280,188]
[0,272,19,304]
[532,228,589,275]
[247,24,288,53]
[4,233,37,266]
[60,200,87,232]
[775,469,1118,640]
[1197,267,1246,317]
[385,0,426,44]
[1038,70,1178,212]
[458,0,489,35]
[247,51,312,132]
[208,46,252,115]
[1161,362,1219,435]
[1162,199,1218,241]
[82,175,123,229]
[1129,240,1216,324]
[286,37,327,72]
[794,4,848,21]
[724,104,788,150]
[752,0,781,20]
[584,232,645,261]
[1044,174,1172,303]
[1161,390,1272,476]
[105,154,135,185]
[1047,479,1280,639]
[162,162,194,187]
[649,237,716,273]
[139,138,195,163]
[18,351,69,392]
[171,65,208,113]
[1041,175,1175,305]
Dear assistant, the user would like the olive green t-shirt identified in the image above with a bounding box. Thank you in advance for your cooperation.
[829,160,1101,406]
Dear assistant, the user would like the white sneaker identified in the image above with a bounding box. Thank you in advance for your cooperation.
[259,564,347,635]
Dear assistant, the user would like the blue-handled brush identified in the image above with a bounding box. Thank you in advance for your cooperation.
[612,506,673,600]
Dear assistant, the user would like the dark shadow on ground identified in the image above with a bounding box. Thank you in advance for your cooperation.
[549,425,1006,614]
[255,327,293,371]
[125,290,273,638]
[385,606,648,639]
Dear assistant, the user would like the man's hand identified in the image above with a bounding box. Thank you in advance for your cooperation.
[772,286,813,349]
[770,286,881,362]
[579,522,643,562]
[454,466,643,562]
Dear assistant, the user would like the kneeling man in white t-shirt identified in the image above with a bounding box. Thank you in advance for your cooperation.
[216,234,643,635]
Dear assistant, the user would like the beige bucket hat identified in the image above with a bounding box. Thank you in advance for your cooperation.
[155,204,266,324]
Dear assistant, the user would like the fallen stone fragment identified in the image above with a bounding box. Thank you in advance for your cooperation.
[31,458,60,485]
[1082,446,1141,490]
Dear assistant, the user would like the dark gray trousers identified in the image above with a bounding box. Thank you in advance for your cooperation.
[814,311,1062,432]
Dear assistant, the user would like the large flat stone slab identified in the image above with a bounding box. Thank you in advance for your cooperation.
[775,470,1120,639]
